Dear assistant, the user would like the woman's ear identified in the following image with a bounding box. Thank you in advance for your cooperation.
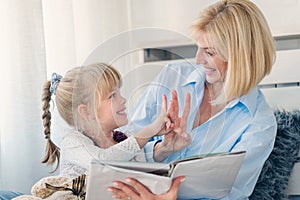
[78,104,91,120]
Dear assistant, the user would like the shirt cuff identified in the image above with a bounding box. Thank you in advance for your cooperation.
[143,140,161,162]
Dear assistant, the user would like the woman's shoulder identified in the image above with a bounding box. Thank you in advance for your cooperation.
[239,87,274,116]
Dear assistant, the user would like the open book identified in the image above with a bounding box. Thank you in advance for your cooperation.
[86,151,246,200]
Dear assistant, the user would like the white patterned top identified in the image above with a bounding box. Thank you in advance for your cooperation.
[59,130,146,178]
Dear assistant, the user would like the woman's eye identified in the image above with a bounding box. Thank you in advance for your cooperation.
[206,51,215,56]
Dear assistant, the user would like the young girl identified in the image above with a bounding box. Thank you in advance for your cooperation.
[41,62,172,178]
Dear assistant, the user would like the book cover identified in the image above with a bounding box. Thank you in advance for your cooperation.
[86,151,246,200]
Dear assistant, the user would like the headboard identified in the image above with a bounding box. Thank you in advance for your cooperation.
[260,49,300,111]
[259,48,300,196]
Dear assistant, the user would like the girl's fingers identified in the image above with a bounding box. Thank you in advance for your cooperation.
[161,94,167,112]
[165,118,173,130]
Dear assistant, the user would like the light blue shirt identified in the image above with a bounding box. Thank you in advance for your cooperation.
[126,61,277,200]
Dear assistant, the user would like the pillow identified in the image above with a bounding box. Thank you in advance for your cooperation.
[0,190,23,200]
[250,109,300,200]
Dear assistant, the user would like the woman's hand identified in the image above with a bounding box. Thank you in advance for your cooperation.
[168,90,180,125]
[107,176,185,200]
[164,91,192,151]
[154,91,192,162]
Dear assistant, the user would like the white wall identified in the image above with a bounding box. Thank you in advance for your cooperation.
[127,0,300,47]
[43,0,300,80]
[252,0,300,36]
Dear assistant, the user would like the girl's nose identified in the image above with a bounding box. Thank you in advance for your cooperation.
[121,95,127,104]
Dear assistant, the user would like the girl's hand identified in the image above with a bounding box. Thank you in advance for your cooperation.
[151,94,174,136]
[107,176,185,200]
[134,94,173,148]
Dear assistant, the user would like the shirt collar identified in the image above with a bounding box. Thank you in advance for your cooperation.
[179,63,258,116]
[227,87,258,117]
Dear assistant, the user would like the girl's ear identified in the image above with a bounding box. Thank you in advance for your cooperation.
[78,104,91,120]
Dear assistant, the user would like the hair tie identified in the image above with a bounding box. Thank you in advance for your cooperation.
[50,73,62,95]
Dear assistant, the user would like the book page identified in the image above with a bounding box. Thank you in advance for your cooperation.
[170,151,246,199]
[102,160,170,175]
[172,151,246,165]
[86,161,172,200]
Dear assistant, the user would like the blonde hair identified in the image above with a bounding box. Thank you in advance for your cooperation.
[191,0,276,103]
[41,63,121,172]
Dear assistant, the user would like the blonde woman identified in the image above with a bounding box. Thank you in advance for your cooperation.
[110,0,277,199]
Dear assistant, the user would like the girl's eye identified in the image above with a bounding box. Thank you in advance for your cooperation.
[109,93,116,99]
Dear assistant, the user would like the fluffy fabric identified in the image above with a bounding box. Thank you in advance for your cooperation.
[13,195,42,200]
[13,175,86,200]
[31,175,71,198]
[250,109,300,200]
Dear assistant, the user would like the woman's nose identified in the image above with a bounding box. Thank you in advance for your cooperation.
[195,48,206,65]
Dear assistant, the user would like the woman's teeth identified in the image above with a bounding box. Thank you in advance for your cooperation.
[207,68,216,71]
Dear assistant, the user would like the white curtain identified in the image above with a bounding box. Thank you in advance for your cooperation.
[0,0,131,194]
[42,0,130,76]
[0,0,51,194]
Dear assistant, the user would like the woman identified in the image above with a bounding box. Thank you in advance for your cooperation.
[109,0,277,199]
